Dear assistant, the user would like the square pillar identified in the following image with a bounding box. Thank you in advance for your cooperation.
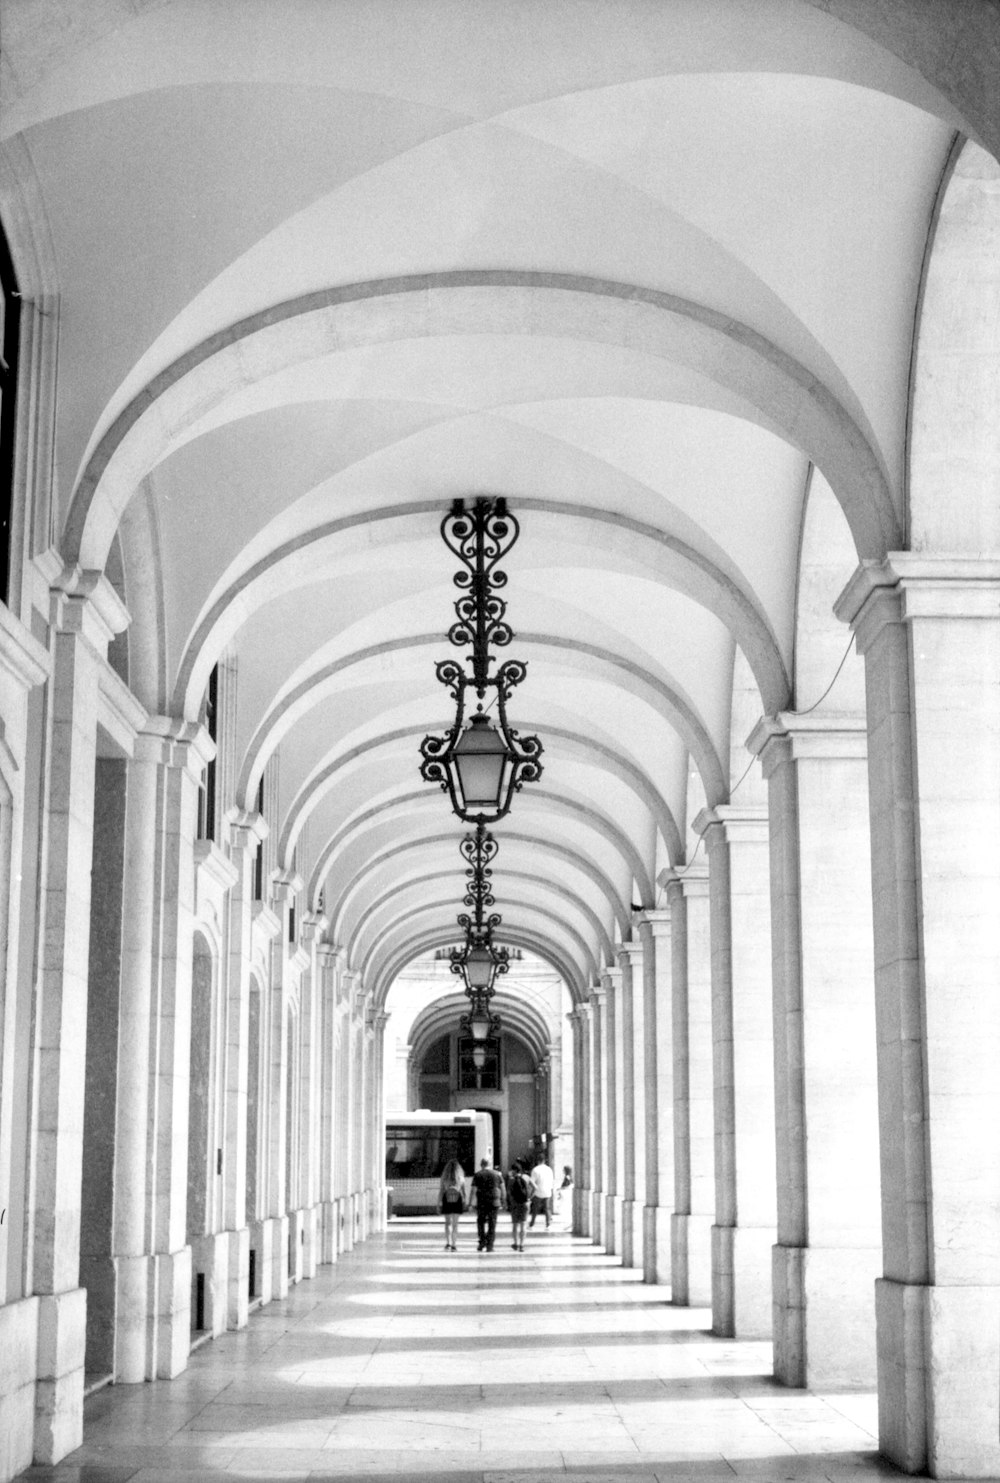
[695,806,776,1340]
[838,557,1000,1477]
[665,866,713,1308]
[637,911,673,1287]
[618,941,644,1269]
[30,572,128,1460]
[602,966,623,1255]
[749,711,880,1389]
[588,985,607,1245]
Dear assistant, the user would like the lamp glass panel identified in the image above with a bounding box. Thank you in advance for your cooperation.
[454,750,506,810]
[466,944,494,986]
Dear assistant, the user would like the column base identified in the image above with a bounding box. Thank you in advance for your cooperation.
[643,1204,672,1287]
[337,1197,353,1253]
[249,1219,273,1304]
[271,1215,290,1299]
[620,1199,641,1267]
[113,1253,151,1383]
[191,1232,230,1339]
[319,1201,339,1265]
[0,1296,38,1479]
[773,1242,879,1389]
[227,1227,249,1330]
[591,1190,605,1246]
[151,1248,191,1379]
[301,1205,319,1278]
[604,1194,622,1254]
[712,1225,775,1339]
[34,1288,86,1464]
[287,1210,305,1286]
[671,1213,712,1307]
[877,1277,1000,1479]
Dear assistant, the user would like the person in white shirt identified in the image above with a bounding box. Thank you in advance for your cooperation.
[528,1157,555,1229]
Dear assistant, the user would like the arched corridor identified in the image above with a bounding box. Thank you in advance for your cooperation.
[21,1221,884,1481]
[1,4,999,1480]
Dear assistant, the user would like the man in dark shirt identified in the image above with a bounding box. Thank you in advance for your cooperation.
[471,1158,506,1251]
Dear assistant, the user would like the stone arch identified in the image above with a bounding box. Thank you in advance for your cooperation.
[907,137,1000,552]
[325,826,631,945]
[275,717,684,875]
[374,928,584,1009]
[241,631,723,825]
[177,500,786,723]
[63,273,897,577]
[355,890,598,988]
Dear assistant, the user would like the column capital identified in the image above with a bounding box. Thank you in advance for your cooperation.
[659,862,709,899]
[136,716,215,776]
[46,560,130,651]
[601,965,622,995]
[617,940,643,970]
[835,554,1000,651]
[635,907,671,941]
[589,984,607,1011]
[227,807,269,849]
[693,803,769,845]
[272,871,304,904]
[0,601,49,692]
[747,712,867,771]
[300,911,329,944]
[316,941,345,967]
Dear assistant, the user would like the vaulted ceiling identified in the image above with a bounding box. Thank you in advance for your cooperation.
[1,0,976,1002]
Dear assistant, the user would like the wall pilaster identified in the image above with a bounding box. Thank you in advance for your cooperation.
[637,910,673,1287]
[665,866,713,1307]
[837,556,1000,1477]
[695,805,776,1340]
[749,709,880,1388]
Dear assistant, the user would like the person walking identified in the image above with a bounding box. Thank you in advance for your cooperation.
[436,1158,467,1250]
[471,1158,505,1251]
[528,1155,555,1230]
[555,1164,574,1228]
[507,1161,533,1251]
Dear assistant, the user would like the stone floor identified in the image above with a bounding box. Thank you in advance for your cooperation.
[20,1220,908,1483]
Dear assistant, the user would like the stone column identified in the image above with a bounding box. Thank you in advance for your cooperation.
[370,1010,389,1233]
[316,944,340,1263]
[265,880,294,1300]
[837,557,1000,1477]
[602,967,623,1254]
[667,865,713,1307]
[570,1004,591,1235]
[30,573,128,1460]
[334,968,355,1252]
[618,941,644,1269]
[298,912,327,1278]
[589,984,607,1244]
[748,711,880,1388]
[695,806,776,1339]
[636,911,673,1286]
[220,809,267,1329]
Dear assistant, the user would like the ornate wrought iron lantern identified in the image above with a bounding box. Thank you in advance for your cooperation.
[450,824,506,1042]
[420,497,543,824]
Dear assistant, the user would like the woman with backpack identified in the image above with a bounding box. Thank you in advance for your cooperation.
[437,1159,467,1250]
[507,1161,533,1251]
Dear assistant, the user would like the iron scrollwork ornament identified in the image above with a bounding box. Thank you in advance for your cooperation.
[419,497,543,824]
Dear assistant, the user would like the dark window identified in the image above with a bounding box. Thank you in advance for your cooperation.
[458,1036,501,1090]
[253,774,264,900]
[197,665,219,841]
[0,222,21,606]
[422,1034,450,1075]
[385,1124,476,1180]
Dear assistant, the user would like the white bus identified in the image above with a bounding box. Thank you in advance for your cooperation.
[385,1109,493,1215]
